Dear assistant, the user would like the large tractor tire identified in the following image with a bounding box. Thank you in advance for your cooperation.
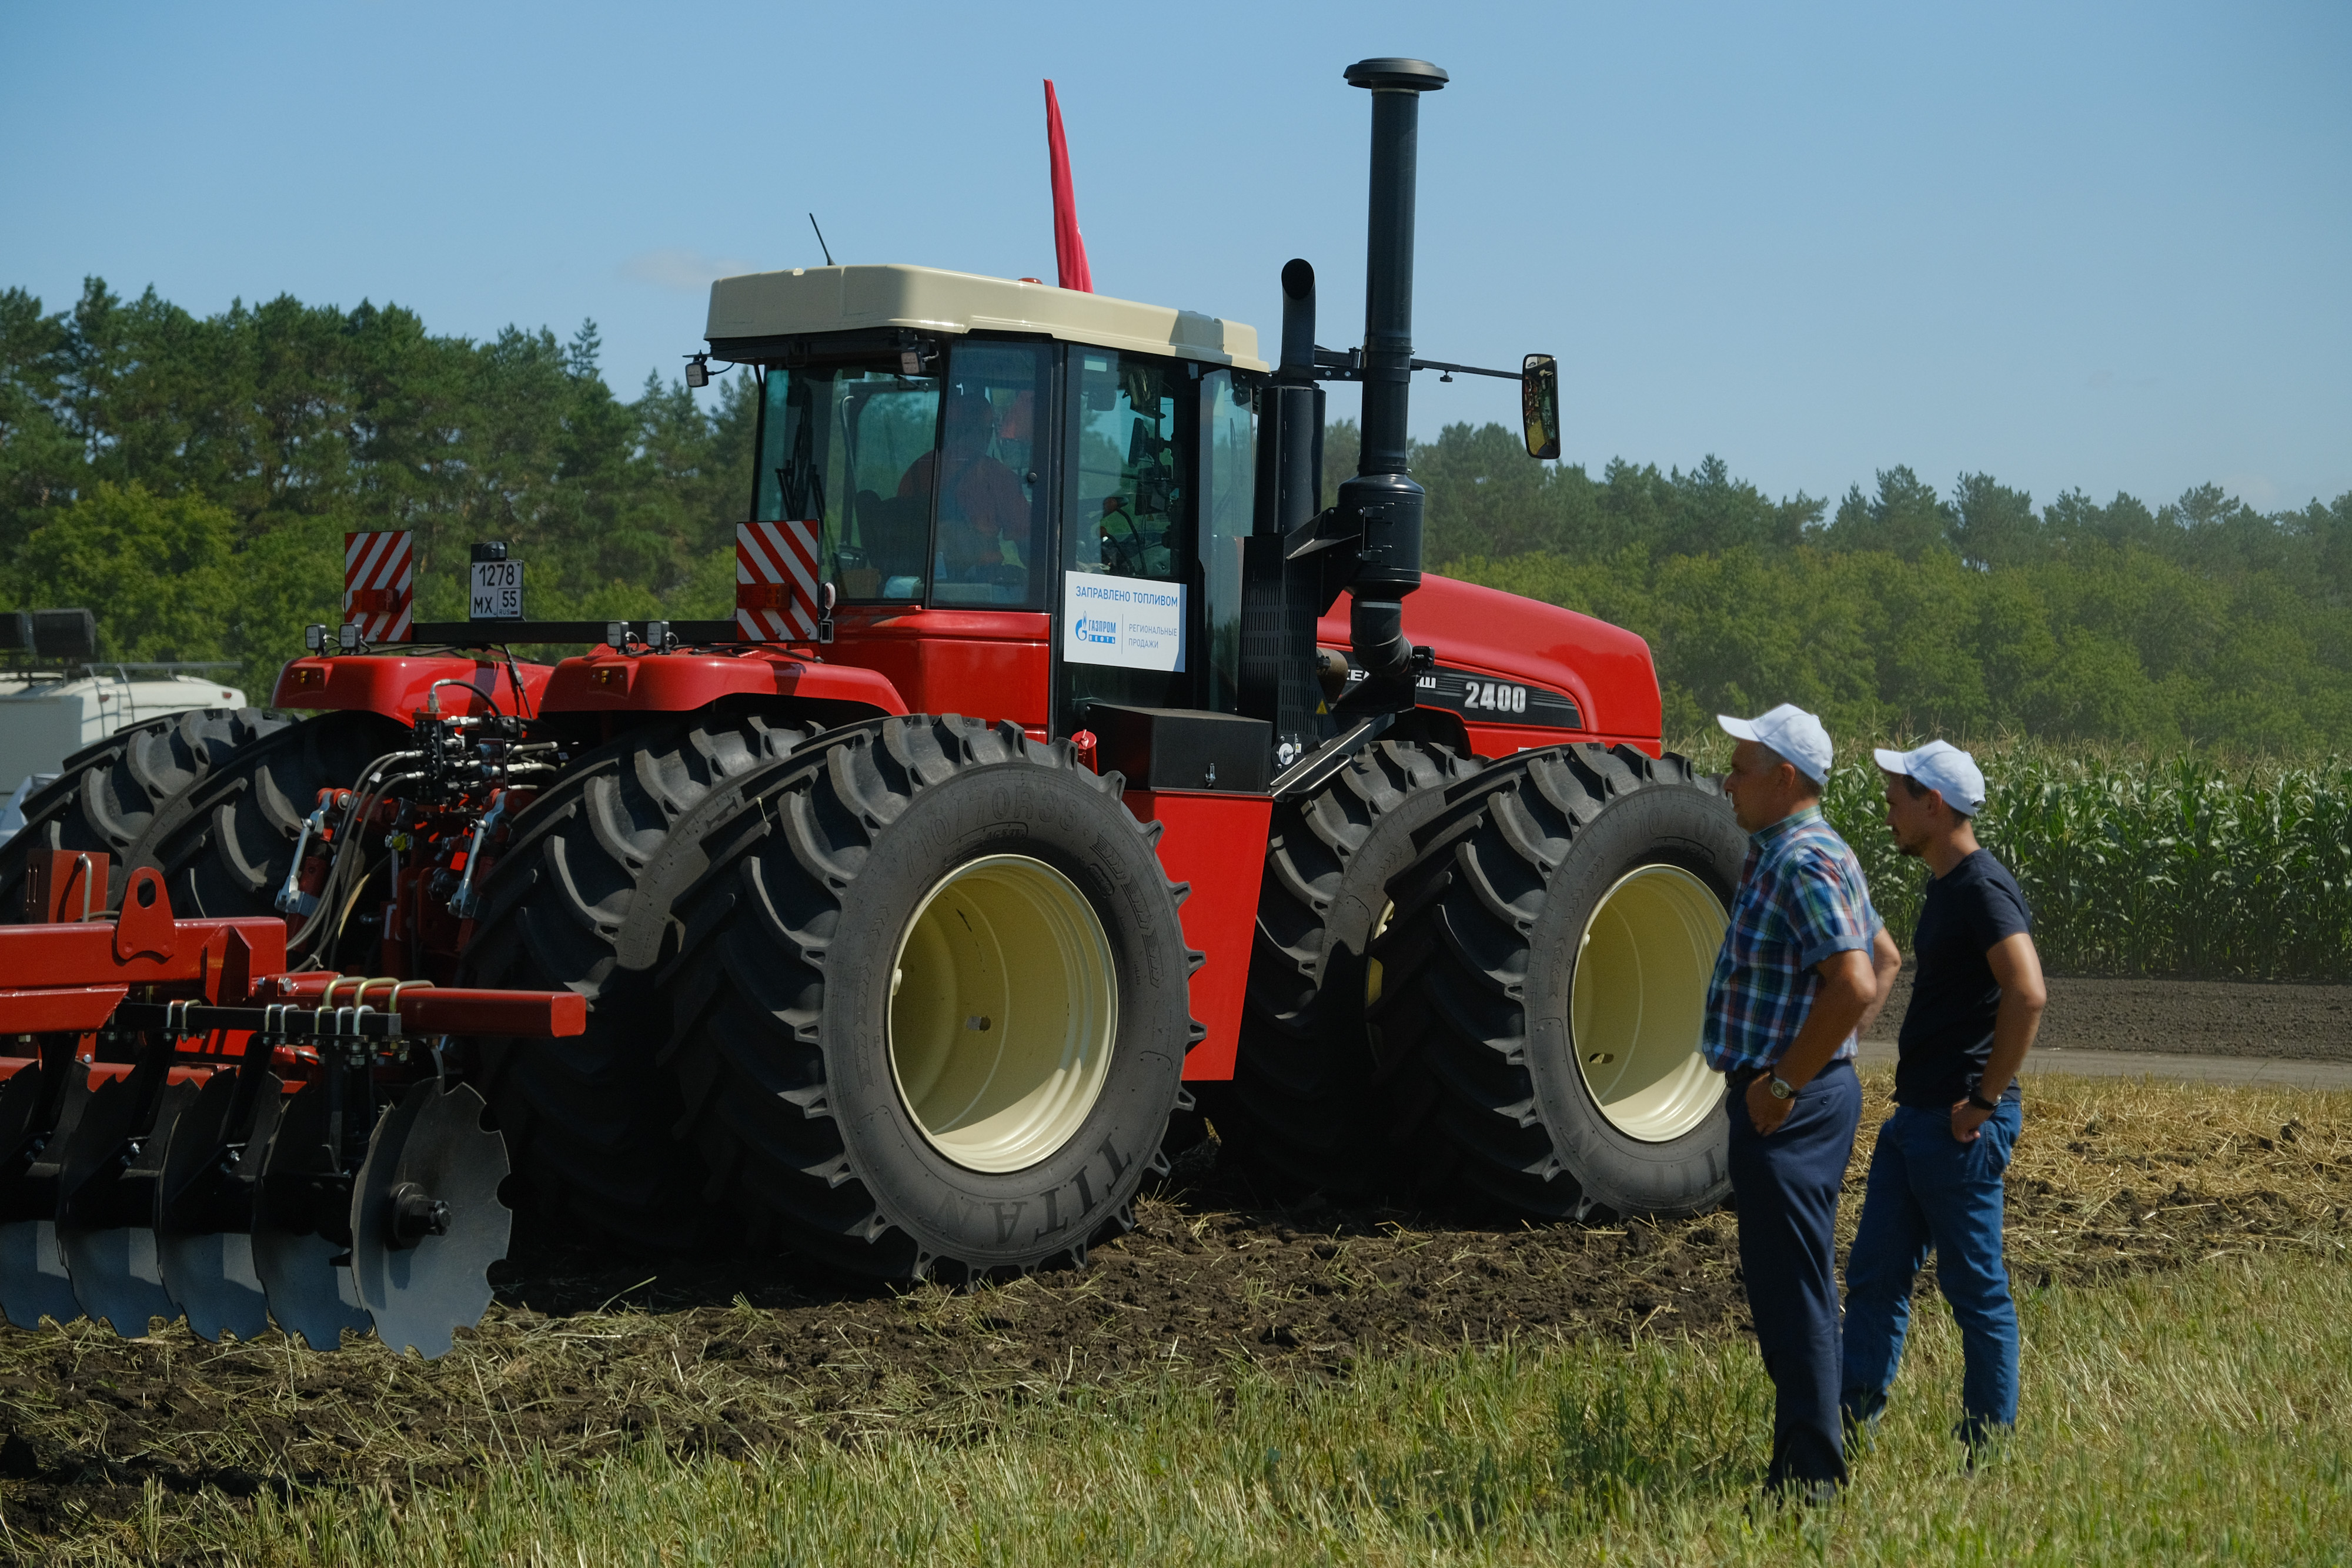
[1369,743,1745,1221]
[1213,738,1479,1196]
[460,707,810,1249]
[0,708,286,920]
[661,714,1200,1279]
[127,711,413,934]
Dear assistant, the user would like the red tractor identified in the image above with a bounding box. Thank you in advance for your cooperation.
[0,59,1743,1341]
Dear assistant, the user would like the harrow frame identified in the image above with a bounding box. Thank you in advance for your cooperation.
[0,852,584,1355]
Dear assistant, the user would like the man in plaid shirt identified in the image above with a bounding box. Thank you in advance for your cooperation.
[1708,704,1901,1500]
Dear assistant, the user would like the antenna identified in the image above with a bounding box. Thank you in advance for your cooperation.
[808,213,835,267]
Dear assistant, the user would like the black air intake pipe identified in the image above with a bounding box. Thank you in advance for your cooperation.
[1278,256,1318,382]
[1337,56,1446,700]
[1268,259,1323,536]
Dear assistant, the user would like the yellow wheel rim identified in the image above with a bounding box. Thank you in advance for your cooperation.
[1569,864,1727,1143]
[888,854,1118,1173]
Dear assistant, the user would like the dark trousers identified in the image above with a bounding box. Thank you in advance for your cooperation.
[1728,1057,1863,1492]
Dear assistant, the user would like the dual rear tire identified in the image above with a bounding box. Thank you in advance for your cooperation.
[1371,744,1746,1219]
[659,714,1200,1278]
[0,707,288,920]
[459,707,811,1248]
[1220,735,1743,1222]
[1213,739,1478,1195]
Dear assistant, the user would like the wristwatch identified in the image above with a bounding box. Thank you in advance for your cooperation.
[1966,1089,2001,1113]
[1768,1075,1796,1100]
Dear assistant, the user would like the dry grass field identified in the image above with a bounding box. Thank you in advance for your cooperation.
[2,1066,2347,1564]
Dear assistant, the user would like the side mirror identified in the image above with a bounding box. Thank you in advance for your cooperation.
[1521,353,1561,460]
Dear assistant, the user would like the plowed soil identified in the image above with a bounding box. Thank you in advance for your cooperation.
[1,1062,2347,1556]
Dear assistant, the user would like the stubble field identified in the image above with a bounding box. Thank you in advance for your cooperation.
[1,1041,2348,1563]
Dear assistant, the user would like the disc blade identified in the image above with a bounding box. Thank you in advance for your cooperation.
[0,1221,81,1330]
[0,1053,82,1335]
[63,1069,211,1336]
[156,1066,285,1343]
[351,1081,511,1359]
[250,1081,370,1350]
[51,1074,172,1335]
[0,1061,95,1331]
[251,1229,369,1349]
[60,1225,175,1335]
[156,1229,268,1342]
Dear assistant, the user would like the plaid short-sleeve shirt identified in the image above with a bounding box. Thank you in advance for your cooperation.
[1702,804,1884,1074]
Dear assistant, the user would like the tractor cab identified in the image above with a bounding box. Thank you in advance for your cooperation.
[710,265,1266,738]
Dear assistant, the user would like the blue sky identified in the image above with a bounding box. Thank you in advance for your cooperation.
[4,1,2346,515]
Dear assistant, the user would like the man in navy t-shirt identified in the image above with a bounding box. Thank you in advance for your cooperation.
[1840,740,2048,1460]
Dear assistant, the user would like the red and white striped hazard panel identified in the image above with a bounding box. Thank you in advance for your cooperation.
[736,520,822,642]
[345,531,413,644]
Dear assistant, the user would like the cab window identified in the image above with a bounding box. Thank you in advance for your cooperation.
[926,341,1052,608]
[1070,354,1185,581]
[1200,369,1254,714]
[1060,350,1197,724]
[750,338,1051,607]
[755,363,938,601]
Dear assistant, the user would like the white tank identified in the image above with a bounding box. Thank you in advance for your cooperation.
[0,668,249,799]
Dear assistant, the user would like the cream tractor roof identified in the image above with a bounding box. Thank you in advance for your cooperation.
[705,264,1268,374]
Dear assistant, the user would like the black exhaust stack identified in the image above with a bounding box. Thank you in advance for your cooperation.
[1336,56,1445,711]
[1243,57,1448,789]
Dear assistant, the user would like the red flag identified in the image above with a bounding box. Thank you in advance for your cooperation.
[1044,79,1093,293]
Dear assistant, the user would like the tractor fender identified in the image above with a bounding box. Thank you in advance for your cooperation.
[536,651,907,718]
[271,655,548,721]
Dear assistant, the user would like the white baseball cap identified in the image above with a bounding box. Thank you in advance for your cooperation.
[1717,703,1833,786]
[1873,739,1986,816]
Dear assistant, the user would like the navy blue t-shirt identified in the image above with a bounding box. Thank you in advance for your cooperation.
[1895,849,2034,1109]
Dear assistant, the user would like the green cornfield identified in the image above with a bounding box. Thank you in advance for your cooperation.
[1682,737,2352,980]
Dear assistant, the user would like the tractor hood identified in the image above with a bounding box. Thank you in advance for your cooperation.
[1318,573,1664,744]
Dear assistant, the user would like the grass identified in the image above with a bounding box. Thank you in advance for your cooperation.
[8,1071,2348,1564]
[69,1254,2352,1565]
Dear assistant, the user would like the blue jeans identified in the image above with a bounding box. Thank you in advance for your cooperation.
[1840,1101,2023,1445]
[1727,1058,1863,1493]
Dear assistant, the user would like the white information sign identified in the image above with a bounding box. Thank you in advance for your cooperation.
[1061,573,1186,672]
[469,559,524,620]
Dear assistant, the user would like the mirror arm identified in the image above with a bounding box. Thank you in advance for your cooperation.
[1299,347,1523,383]
[1406,357,1520,380]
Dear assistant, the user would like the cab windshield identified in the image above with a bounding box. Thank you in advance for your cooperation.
[751,340,1051,608]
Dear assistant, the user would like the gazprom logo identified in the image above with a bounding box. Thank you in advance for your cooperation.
[1075,614,1118,646]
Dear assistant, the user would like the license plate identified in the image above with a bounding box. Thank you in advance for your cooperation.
[470,560,524,620]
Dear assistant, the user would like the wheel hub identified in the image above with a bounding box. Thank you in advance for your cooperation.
[1570,864,1727,1142]
[888,854,1118,1173]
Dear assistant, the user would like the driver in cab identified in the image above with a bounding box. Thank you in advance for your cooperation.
[898,390,1028,582]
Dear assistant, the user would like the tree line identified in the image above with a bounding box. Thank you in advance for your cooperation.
[0,279,754,699]
[5,278,2347,753]
[1325,422,2352,751]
